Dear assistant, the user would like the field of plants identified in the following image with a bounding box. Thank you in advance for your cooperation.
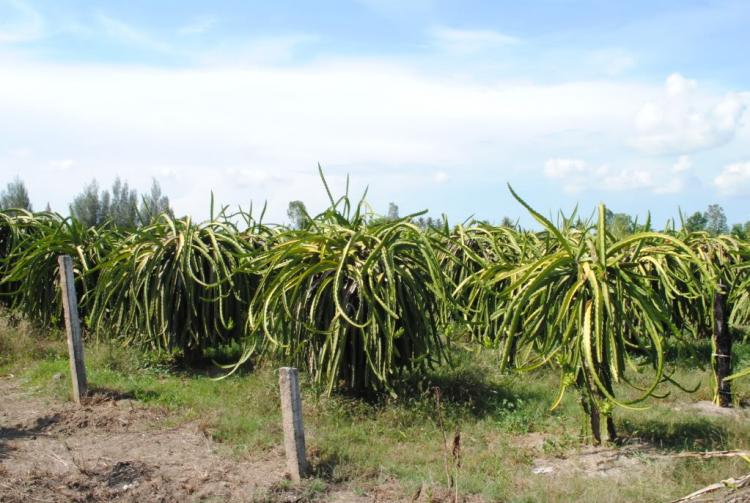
[1,172,750,502]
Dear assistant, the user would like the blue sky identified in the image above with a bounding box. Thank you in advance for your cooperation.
[1,0,749,227]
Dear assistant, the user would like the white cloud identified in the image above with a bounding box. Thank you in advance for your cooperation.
[96,12,174,54]
[10,147,31,158]
[94,12,316,65]
[600,169,654,191]
[156,166,182,178]
[543,157,701,195]
[543,158,587,179]
[434,171,448,183]
[49,159,75,171]
[589,49,636,77]
[92,13,314,66]
[0,0,44,42]
[0,57,662,221]
[199,35,318,65]
[430,26,519,56]
[654,176,698,194]
[178,16,217,35]
[632,73,746,154]
[714,161,750,196]
[672,155,692,173]
[543,158,604,194]
[653,155,700,194]
[562,183,585,195]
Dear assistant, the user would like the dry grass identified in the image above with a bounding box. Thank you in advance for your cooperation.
[0,312,66,367]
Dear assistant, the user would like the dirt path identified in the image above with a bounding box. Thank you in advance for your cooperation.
[0,377,368,502]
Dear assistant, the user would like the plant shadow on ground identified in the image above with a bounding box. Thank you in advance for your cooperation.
[323,358,552,426]
[176,340,259,378]
[175,357,257,379]
[0,413,64,460]
[406,365,548,419]
[306,450,353,483]
[618,416,731,452]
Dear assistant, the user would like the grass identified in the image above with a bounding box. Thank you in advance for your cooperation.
[2,315,750,502]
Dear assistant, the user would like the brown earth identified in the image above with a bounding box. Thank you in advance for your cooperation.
[0,376,373,503]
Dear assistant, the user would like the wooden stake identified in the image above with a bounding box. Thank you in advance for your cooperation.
[279,367,307,481]
[58,255,87,404]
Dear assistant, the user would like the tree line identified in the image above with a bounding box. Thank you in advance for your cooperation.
[0,176,172,228]
[288,200,446,231]
[2,176,748,236]
[286,199,750,237]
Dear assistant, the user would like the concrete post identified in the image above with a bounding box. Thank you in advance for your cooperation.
[58,255,87,404]
[279,367,307,481]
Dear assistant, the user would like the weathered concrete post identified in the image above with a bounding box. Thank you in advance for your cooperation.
[58,255,87,404]
[279,367,307,481]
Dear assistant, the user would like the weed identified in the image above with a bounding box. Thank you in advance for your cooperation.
[541,434,578,456]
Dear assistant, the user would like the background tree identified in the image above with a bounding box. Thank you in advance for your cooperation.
[109,176,138,228]
[139,178,172,225]
[369,202,401,227]
[0,177,32,212]
[730,223,746,239]
[685,211,708,233]
[70,179,107,228]
[100,190,111,224]
[286,200,309,230]
[609,213,634,238]
[729,221,750,239]
[414,216,440,231]
[604,208,615,225]
[572,217,587,230]
[704,204,728,236]
[500,216,515,228]
[387,202,399,221]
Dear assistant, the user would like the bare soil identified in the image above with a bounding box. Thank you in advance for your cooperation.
[684,400,750,418]
[510,432,660,480]
[0,377,371,502]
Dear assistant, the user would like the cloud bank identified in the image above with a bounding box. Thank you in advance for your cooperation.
[714,162,750,197]
[632,73,746,155]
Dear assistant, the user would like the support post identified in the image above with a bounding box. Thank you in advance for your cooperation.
[279,367,307,481]
[713,281,732,407]
[58,255,87,404]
